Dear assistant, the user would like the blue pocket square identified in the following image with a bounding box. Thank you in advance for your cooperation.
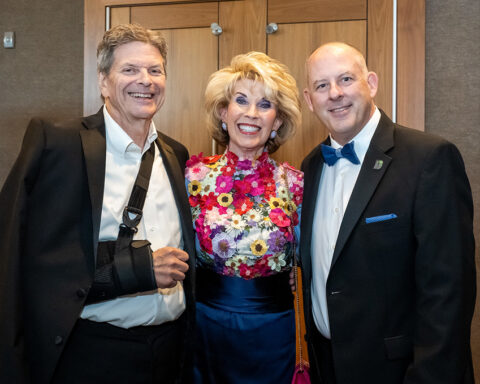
[365,213,397,224]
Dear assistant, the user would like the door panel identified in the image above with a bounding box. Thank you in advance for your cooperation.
[268,0,366,23]
[153,28,218,157]
[397,0,425,130]
[219,0,266,68]
[269,21,367,168]
[111,3,219,156]
[368,0,393,118]
[111,7,130,27]
[131,3,218,29]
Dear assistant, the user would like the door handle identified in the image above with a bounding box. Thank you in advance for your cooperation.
[211,23,223,36]
[266,23,278,34]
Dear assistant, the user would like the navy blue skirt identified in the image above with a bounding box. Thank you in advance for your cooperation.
[194,268,295,384]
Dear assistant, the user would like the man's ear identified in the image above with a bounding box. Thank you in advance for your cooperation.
[367,71,378,99]
[303,88,314,113]
[98,72,109,98]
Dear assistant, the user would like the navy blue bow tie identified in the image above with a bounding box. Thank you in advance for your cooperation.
[321,141,360,166]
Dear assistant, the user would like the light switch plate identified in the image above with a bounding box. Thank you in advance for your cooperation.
[4,32,15,48]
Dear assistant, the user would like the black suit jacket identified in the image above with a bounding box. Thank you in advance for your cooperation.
[0,108,196,383]
[300,111,476,384]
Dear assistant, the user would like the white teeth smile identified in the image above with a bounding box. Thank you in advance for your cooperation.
[329,105,350,112]
[238,124,260,133]
[129,92,153,99]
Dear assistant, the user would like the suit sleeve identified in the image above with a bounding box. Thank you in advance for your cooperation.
[404,141,476,383]
[0,119,46,383]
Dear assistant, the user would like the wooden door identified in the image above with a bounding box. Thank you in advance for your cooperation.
[268,20,368,166]
[218,0,266,67]
[265,0,393,167]
[85,0,423,167]
[108,3,219,157]
[93,0,269,157]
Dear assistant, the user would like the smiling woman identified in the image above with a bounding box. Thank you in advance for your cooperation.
[186,51,303,384]
[205,51,301,156]
[220,78,283,158]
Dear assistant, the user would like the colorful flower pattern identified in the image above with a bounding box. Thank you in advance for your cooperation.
[186,150,303,279]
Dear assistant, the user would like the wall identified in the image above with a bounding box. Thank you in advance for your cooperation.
[0,0,478,381]
[425,0,480,378]
[0,0,84,184]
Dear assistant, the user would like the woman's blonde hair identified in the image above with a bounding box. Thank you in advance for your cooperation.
[204,52,301,153]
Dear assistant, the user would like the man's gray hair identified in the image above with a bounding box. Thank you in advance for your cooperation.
[96,23,167,75]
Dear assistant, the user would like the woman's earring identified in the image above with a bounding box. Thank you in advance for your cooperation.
[221,122,227,131]
[270,130,277,139]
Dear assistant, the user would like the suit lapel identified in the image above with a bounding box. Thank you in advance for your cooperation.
[300,139,328,284]
[331,112,395,267]
[79,108,106,265]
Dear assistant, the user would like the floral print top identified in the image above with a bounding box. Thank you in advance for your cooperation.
[186,150,303,280]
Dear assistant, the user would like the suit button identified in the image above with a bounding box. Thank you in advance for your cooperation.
[54,336,63,345]
[329,290,342,296]
[76,288,87,298]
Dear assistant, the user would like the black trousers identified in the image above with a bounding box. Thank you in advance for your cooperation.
[52,316,185,384]
[310,326,337,384]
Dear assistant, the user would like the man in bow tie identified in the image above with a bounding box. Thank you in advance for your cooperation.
[300,42,476,384]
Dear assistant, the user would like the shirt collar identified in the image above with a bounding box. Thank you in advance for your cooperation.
[330,106,380,163]
[103,106,158,156]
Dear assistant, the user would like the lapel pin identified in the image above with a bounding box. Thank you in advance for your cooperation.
[373,160,383,170]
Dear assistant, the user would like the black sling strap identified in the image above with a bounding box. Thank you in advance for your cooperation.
[113,141,156,292]
[85,141,158,304]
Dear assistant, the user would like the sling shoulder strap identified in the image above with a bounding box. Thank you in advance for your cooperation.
[114,141,156,291]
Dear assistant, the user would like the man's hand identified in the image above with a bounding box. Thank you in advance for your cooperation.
[152,247,189,288]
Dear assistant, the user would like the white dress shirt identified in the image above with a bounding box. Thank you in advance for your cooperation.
[311,107,381,338]
[80,107,186,328]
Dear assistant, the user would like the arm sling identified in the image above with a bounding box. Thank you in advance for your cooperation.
[85,141,158,304]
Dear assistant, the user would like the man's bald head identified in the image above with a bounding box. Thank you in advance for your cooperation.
[306,42,368,84]
[303,41,378,145]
